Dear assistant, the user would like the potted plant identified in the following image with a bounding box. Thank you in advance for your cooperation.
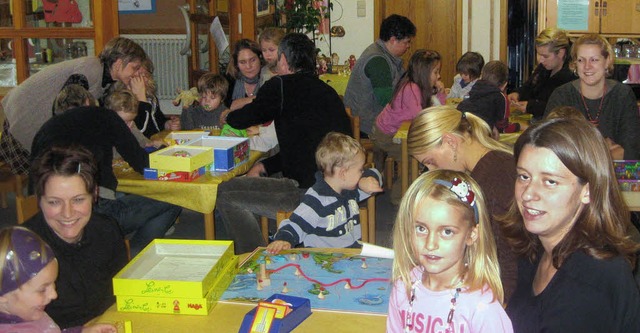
[273,0,331,34]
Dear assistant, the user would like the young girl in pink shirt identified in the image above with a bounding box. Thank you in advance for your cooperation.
[387,170,513,333]
[372,49,442,161]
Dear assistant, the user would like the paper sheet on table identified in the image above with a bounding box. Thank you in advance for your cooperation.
[360,242,394,259]
[210,16,228,57]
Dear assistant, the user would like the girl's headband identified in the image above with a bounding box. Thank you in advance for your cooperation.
[1,228,55,296]
[434,178,479,224]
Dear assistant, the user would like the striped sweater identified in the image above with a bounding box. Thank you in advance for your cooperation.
[274,169,382,248]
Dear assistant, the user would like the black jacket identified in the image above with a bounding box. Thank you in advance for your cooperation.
[24,212,128,328]
[457,80,505,130]
[31,106,149,192]
[517,63,576,120]
[227,73,351,188]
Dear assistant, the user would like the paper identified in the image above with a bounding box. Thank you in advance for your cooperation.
[210,16,229,58]
[360,242,394,259]
[557,0,589,31]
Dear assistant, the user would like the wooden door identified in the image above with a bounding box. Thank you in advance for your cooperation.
[600,0,640,35]
[375,0,461,87]
[540,0,600,34]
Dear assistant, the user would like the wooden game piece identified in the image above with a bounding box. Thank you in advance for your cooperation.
[318,288,325,300]
[361,258,368,269]
[344,282,351,289]
[282,282,289,294]
[259,263,271,286]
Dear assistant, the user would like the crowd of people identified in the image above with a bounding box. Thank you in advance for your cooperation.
[0,13,639,333]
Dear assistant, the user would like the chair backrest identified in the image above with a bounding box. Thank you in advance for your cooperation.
[345,107,361,141]
[16,195,39,224]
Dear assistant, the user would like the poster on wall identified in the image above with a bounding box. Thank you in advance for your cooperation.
[118,0,156,14]
[557,0,589,31]
[256,0,270,17]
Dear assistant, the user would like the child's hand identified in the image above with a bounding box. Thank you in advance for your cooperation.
[267,240,291,254]
[359,176,383,194]
[165,116,181,131]
[247,162,266,177]
[246,125,260,136]
[435,80,445,93]
[82,323,117,333]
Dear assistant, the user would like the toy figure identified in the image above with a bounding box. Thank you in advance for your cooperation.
[331,53,339,66]
[172,87,200,109]
[317,57,328,75]
[348,55,356,70]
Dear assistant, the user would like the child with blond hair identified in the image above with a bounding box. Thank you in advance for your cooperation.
[387,169,513,333]
[266,132,383,253]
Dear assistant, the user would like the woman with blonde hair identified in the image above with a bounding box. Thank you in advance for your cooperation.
[407,104,517,300]
[508,27,576,121]
[503,117,640,332]
[545,33,640,159]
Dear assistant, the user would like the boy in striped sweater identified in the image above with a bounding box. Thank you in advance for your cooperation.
[266,132,383,253]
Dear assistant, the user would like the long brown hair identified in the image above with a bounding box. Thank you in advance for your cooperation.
[392,49,441,110]
[500,118,639,268]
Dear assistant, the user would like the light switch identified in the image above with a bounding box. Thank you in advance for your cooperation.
[357,0,366,17]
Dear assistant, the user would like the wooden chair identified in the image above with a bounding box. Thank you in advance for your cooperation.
[345,107,374,164]
[271,202,373,243]
[0,162,27,209]
[16,195,39,224]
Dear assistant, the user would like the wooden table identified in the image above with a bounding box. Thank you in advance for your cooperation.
[114,150,264,240]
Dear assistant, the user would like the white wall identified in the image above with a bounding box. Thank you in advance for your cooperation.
[315,0,375,62]
[461,0,503,61]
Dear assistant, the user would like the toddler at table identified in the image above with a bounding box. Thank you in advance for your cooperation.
[181,73,229,130]
[0,226,116,333]
[457,61,520,138]
[266,132,383,253]
[447,51,484,100]
[387,170,512,333]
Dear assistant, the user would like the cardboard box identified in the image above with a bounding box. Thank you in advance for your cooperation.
[115,255,238,315]
[614,160,640,180]
[113,240,235,299]
[143,166,207,182]
[238,294,311,333]
[162,131,207,146]
[149,145,213,173]
[188,136,250,171]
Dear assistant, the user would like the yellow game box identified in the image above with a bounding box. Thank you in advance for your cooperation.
[113,240,235,299]
[149,145,213,173]
[162,131,208,146]
[115,255,238,315]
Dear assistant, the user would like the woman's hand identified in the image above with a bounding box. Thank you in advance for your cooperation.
[219,109,232,125]
[247,162,266,177]
[266,240,291,254]
[230,96,255,111]
[129,75,147,102]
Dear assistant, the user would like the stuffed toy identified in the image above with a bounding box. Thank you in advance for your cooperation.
[172,87,199,109]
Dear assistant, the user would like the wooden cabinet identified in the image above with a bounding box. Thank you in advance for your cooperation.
[0,1,118,87]
[541,0,640,36]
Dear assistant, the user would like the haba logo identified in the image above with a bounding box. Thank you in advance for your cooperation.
[188,303,203,310]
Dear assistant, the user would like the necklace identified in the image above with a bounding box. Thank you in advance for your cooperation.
[404,275,464,332]
[579,82,606,126]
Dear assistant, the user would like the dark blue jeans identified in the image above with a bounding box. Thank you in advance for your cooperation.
[216,176,305,254]
[95,193,182,257]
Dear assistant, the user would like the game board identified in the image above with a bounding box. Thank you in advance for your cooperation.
[220,249,392,315]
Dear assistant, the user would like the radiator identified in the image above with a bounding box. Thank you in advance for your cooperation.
[122,34,189,101]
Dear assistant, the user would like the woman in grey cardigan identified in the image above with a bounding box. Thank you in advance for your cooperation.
[0,37,147,174]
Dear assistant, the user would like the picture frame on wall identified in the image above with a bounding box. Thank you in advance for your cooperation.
[118,0,157,14]
[256,0,270,17]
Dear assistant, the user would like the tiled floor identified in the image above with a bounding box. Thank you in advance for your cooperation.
[0,188,399,249]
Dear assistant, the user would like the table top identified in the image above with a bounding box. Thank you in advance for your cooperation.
[92,248,387,332]
[319,73,349,96]
[114,150,264,214]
